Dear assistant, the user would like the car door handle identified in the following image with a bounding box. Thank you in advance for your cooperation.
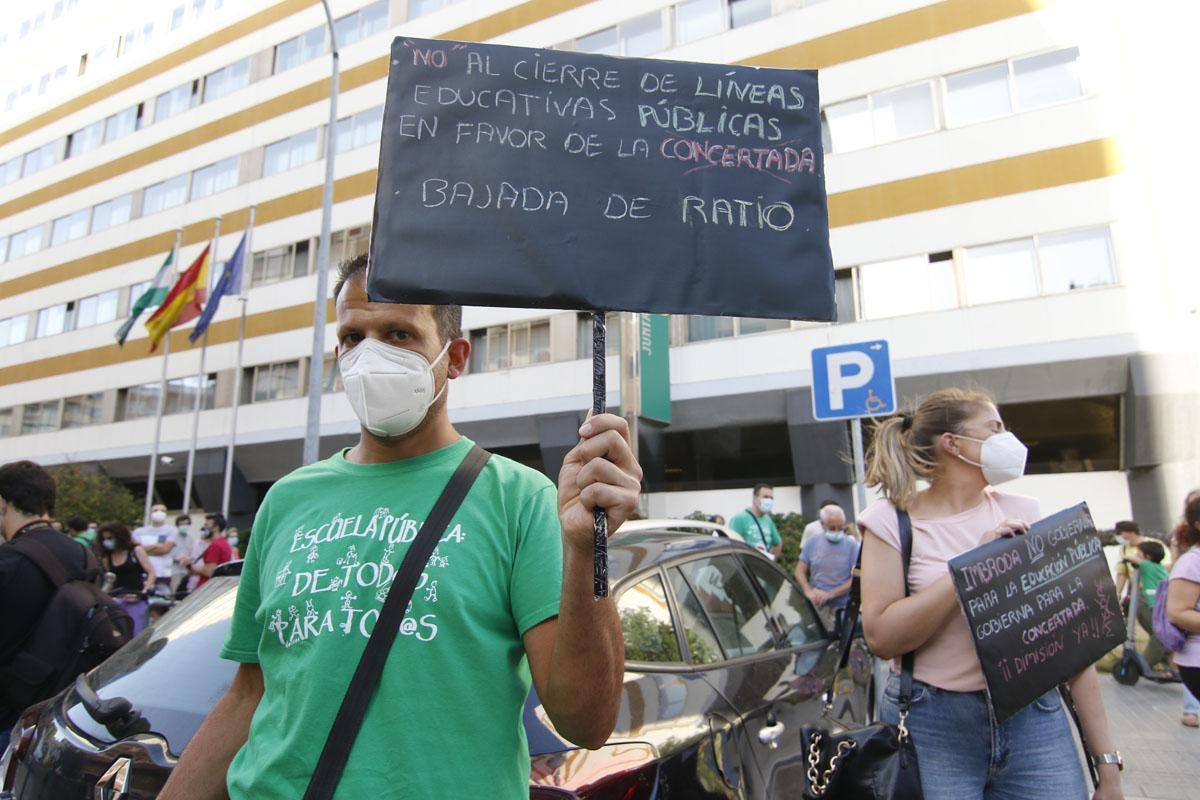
[758,720,785,749]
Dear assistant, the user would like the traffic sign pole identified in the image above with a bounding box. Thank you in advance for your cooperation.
[851,417,868,517]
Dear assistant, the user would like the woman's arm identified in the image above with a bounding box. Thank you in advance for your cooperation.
[134,545,156,591]
[1167,578,1200,634]
[1068,667,1124,799]
[859,529,961,659]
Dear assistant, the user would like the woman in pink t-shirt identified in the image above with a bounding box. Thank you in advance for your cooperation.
[858,388,1123,800]
[1167,496,1200,701]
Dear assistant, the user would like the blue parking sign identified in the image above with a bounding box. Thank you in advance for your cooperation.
[811,340,896,421]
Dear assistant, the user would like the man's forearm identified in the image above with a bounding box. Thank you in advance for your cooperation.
[160,664,262,799]
[829,577,853,599]
[543,542,624,749]
[145,542,173,555]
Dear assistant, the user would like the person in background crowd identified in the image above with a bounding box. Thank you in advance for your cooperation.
[729,484,781,559]
[172,514,204,594]
[97,521,156,636]
[132,503,178,596]
[708,514,727,527]
[185,513,233,588]
[801,499,842,548]
[227,526,241,559]
[0,461,91,743]
[1173,489,1200,727]
[801,501,848,549]
[66,515,94,547]
[858,388,1123,800]
[49,520,63,532]
[795,503,858,629]
[1168,496,1200,709]
[1125,539,1175,679]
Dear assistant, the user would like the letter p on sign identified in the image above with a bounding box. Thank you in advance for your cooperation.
[810,340,896,421]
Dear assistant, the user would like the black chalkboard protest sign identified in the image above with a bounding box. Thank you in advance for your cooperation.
[948,503,1122,723]
[367,37,835,321]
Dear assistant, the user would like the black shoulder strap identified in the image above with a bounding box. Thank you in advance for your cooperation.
[748,512,767,548]
[9,532,90,588]
[303,445,491,800]
[837,507,915,701]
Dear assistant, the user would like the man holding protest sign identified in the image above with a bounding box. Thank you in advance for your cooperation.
[160,255,641,799]
[857,389,1124,800]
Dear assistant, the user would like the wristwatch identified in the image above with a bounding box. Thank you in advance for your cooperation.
[1090,751,1123,771]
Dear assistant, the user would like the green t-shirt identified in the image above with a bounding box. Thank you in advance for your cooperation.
[729,509,780,550]
[221,437,563,800]
[1138,560,1169,608]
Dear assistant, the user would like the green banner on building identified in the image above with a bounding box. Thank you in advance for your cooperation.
[639,314,671,424]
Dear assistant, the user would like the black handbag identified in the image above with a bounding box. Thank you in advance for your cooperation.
[302,445,491,800]
[798,509,923,800]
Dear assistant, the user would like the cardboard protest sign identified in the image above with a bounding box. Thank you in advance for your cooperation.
[948,503,1122,723]
[368,37,834,321]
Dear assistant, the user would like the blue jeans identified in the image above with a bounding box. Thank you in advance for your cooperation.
[880,674,1087,800]
[1185,687,1200,715]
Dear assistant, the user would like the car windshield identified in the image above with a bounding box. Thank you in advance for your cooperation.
[65,578,241,755]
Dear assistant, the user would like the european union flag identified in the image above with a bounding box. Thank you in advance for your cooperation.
[190,232,247,344]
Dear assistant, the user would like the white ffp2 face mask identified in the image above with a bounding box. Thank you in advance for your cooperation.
[339,338,451,439]
[955,431,1028,485]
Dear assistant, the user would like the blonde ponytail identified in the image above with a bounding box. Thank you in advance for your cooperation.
[865,388,994,510]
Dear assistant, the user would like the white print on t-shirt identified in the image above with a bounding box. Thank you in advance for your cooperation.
[264,507,470,650]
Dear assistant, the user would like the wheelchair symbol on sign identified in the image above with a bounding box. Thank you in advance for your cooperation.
[865,389,887,414]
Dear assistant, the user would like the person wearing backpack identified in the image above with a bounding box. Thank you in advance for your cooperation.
[0,460,133,742]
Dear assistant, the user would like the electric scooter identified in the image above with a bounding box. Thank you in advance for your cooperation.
[1112,565,1178,685]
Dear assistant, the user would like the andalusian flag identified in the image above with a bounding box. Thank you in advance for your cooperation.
[115,248,174,346]
[145,244,210,352]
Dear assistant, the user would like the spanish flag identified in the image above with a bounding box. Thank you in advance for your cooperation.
[145,244,210,352]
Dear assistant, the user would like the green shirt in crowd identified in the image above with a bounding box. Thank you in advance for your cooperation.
[221,437,563,800]
[729,509,781,551]
[1137,559,1169,609]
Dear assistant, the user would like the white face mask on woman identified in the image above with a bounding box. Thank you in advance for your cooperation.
[954,431,1028,485]
[339,338,451,439]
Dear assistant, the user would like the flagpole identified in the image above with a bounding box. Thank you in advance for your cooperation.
[144,228,183,525]
[222,205,254,518]
[183,216,220,515]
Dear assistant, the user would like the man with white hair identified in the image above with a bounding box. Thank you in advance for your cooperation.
[795,504,858,627]
[800,500,845,548]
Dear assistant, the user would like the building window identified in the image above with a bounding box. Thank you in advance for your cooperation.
[0,315,32,346]
[9,226,44,259]
[22,140,61,178]
[252,361,302,402]
[737,317,791,336]
[730,0,772,28]
[36,303,72,338]
[826,82,936,152]
[577,11,663,57]
[0,407,16,437]
[62,392,105,428]
[330,225,371,263]
[685,316,735,342]
[334,107,383,154]
[408,0,453,17]
[0,236,6,263]
[76,290,120,328]
[1036,227,1115,293]
[468,321,551,372]
[676,0,724,44]
[67,120,105,158]
[202,58,249,103]
[91,194,133,232]
[51,209,91,246]
[274,26,325,73]
[190,156,239,199]
[1013,48,1082,110]
[250,239,311,287]
[576,312,621,359]
[858,254,958,320]
[170,5,185,30]
[264,129,319,175]
[963,238,1039,305]
[155,81,198,123]
[944,63,1012,128]
[21,401,61,435]
[123,384,160,420]
[166,374,215,414]
[322,354,344,393]
[103,104,142,144]
[0,157,21,186]
[143,174,190,214]
[334,0,388,49]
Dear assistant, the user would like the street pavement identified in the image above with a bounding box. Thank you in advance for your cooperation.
[1096,673,1198,800]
